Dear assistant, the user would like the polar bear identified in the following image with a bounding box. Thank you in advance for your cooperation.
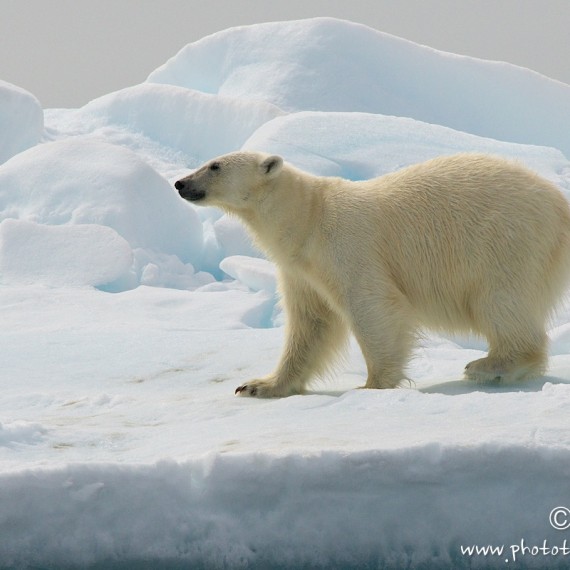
[175,152,570,397]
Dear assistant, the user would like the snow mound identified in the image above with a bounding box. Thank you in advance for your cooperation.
[0,80,44,165]
[0,138,202,266]
[213,214,261,259]
[82,83,284,165]
[149,17,570,156]
[245,111,570,184]
[0,420,46,447]
[192,214,263,279]
[0,219,133,289]
[220,255,277,293]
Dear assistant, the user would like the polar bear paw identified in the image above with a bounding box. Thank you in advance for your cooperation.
[465,355,544,384]
[464,357,506,383]
[464,356,517,383]
[235,378,298,398]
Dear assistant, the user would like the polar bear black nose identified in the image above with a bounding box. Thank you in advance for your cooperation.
[174,180,185,191]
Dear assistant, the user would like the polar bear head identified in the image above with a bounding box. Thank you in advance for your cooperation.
[175,151,284,213]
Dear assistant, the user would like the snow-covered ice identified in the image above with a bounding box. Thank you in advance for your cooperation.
[149,17,570,156]
[0,219,133,288]
[2,16,570,569]
[0,80,43,165]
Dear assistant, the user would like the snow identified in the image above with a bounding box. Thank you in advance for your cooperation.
[149,17,570,157]
[220,255,277,294]
[1,16,570,569]
[244,111,570,181]
[0,80,43,165]
[0,219,133,288]
[81,82,284,165]
[0,138,205,292]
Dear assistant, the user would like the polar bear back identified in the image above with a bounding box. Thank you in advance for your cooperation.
[325,154,570,331]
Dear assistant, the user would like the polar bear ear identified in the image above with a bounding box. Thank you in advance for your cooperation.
[260,155,283,178]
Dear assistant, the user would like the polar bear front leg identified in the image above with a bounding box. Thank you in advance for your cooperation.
[236,282,348,398]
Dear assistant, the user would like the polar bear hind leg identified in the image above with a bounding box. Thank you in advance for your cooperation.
[465,291,548,383]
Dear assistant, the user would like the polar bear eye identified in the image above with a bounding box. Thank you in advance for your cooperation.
[209,162,221,172]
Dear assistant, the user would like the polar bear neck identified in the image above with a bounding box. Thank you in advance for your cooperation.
[241,169,327,265]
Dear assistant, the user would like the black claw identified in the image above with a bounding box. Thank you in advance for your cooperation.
[235,385,246,395]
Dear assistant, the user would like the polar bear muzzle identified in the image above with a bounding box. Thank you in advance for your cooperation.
[174,178,206,202]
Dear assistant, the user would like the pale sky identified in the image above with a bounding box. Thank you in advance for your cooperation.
[1,0,569,108]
